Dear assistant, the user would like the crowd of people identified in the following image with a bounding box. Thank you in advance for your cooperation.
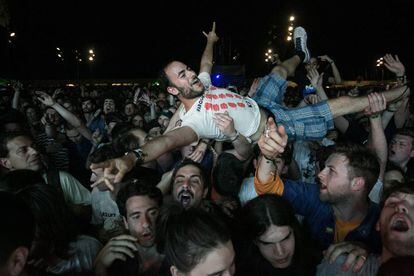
[1,22,414,275]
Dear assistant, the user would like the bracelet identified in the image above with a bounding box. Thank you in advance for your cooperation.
[229,131,240,143]
[386,108,397,112]
[396,75,406,80]
[127,148,145,165]
[329,61,334,65]
[370,114,381,119]
[262,155,276,164]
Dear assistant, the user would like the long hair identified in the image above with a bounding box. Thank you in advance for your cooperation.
[16,184,79,260]
[156,203,231,273]
[238,194,316,274]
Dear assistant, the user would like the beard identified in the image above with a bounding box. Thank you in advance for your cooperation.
[174,80,205,99]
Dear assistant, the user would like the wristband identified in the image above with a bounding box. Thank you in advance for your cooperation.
[369,114,381,119]
[229,131,240,143]
[127,148,145,165]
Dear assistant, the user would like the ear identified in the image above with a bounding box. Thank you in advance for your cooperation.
[351,177,365,192]
[375,219,381,232]
[253,159,258,170]
[281,165,289,175]
[409,149,414,158]
[167,86,179,96]
[170,265,181,276]
[0,158,12,170]
[5,247,29,276]
[123,216,129,230]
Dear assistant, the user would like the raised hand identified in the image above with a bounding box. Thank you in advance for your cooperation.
[213,111,237,138]
[318,55,333,63]
[36,91,56,107]
[202,21,219,43]
[188,142,207,163]
[93,235,138,273]
[363,92,386,117]
[383,54,405,76]
[307,68,324,88]
[258,117,288,160]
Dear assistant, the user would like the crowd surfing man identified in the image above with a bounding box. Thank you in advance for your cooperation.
[91,23,409,189]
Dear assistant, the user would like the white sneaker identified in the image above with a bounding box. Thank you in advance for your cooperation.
[293,26,310,63]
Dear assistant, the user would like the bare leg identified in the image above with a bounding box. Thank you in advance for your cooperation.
[328,86,409,118]
[271,55,301,79]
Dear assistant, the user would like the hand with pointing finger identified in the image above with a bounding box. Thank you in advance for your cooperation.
[203,21,219,43]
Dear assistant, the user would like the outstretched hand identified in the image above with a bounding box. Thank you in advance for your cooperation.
[383,54,405,76]
[36,91,56,107]
[90,153,137,191]
[258,117,288,160]
[203,21,219,43]
[307,68,324,89]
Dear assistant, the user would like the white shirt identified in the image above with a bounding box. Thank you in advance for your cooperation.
[178,72,261,142]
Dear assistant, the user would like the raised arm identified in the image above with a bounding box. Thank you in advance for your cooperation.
[199,21,219,74]
[36,91,92,141]
[318,55,342,84]
[254,118,288,195]
[11,81,23,109]
[365,93,388,181]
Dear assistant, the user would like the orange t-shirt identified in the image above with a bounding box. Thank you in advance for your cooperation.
[334,219,363,243]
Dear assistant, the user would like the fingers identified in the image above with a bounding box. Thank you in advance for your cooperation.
[90,160,111,170]
[212,21,216,32]
[266,117,277,131]
[202,31,208,37]
[114,167,128,184]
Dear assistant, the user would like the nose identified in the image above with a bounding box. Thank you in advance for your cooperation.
[396,201,408,214]
[141,214,150,228]
[318,167,327,181]
[273,243,285,257]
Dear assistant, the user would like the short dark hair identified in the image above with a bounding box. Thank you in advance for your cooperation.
[158,60,175,91]
[171,158,210,192]
[333,143,380,193]
[212,152,245,198]
[0,191,35,265]
[156,203,231,273]
[116,179,163,217]
[394,128,414,148]
[0,131,33,158]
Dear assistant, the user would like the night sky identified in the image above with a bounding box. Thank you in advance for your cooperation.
[1,0,413,81]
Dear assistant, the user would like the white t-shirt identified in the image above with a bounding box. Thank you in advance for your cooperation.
[42,171,91,205]
[178,72,261,142]
[91,188,124,239]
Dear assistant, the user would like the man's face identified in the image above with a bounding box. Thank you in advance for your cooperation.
[157,115,170,129]
[103,99,116,114]
[172,165,206,209]
[377,192,414,257]
[123,195,159,248]
[256,225,295,269]
[165,61,205,100]
[389,135,414,167]
[124,103,136,116]
[3,136,42,171]
[66,128,83,144]
[45,108,61,126]
[305,57,319,71]
[132,115,144,128]
[82,100,95,113]
[317,153,353,203]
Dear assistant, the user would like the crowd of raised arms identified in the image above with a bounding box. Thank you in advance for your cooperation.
[2,22,414,276]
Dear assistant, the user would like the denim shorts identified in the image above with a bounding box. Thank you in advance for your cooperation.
[253,73,334,140]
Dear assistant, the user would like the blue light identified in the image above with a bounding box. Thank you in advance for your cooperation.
[215,74,221,79]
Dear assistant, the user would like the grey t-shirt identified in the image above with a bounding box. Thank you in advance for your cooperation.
[317,254,380,276]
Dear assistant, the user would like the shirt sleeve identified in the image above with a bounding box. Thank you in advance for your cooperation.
[198,72,211,88]
[59,171,91,205]
[254,173,284,195]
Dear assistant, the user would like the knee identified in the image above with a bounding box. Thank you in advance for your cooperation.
[271,66,288,79]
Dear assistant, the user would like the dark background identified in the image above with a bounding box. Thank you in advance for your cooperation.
[1,0,413,81]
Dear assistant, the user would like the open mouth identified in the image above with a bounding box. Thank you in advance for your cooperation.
[141,232,154,241]
[180,194,192,207]
[391,218,410,232]
[274,257,289,265]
